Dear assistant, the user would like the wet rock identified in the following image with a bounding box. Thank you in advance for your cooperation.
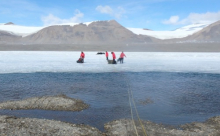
[181,116,220,135]
[139,98,154,105]
[104,117,220,136]
[0,95,89,111]
[0,115,102,136]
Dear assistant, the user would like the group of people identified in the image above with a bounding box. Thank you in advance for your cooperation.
[105,51,126,64]
[78,51,126,64]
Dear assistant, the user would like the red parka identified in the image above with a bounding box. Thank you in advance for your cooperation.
[80,52,85,59]
[120,52,126,58]
[112,52,116,59]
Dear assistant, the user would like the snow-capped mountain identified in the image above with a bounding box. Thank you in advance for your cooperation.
[0,30,21,42]
[0,21,210,40]
[182,20,220,42]
[0,20,219,44]
[127,23,210,40]
[0,23,44,37]
[0,20,155,44]
[0,22,95,37]
[22,20,154,44]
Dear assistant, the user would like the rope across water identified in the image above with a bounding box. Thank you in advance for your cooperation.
[122,72,148,136]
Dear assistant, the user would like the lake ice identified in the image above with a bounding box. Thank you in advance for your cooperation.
[0,51,220,74]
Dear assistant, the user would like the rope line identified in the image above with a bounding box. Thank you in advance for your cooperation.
[129,82,148,136]
[109,59,147,135]
[127,80,139,136]
[124,73,148,136]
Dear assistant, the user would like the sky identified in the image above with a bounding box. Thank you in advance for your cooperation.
[0,0,220,30]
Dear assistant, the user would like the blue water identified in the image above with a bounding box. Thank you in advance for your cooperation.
[0,72,220,131]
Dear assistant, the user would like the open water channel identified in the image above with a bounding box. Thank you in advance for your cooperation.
[1,72,220,131]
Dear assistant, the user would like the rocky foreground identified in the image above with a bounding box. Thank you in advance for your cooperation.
[0,95,89,111]
[0,95,220,135]
[0,115,102,136]
[105,117,220,136]
[0,115,220,136]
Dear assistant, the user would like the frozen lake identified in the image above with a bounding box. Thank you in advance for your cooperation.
[0,51,220,130]
[0,51,220,74]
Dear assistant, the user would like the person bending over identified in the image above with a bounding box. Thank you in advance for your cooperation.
[111,52,116,64]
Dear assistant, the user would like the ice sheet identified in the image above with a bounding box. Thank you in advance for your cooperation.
[0,51,220,74]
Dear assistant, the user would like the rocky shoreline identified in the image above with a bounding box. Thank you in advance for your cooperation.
[0,115,102,136]
[104,117,220,136]
[0,95,89,111]
[0,115,220,136]
[0,95,220,135]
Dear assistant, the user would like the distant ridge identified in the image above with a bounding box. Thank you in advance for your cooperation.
[183,20,220,42]
[143,28,152,31]
[166,20,220,43]
[4,22,14,25]
[21,20,156,44]
[0,30,21,43]
[0,20,220,44]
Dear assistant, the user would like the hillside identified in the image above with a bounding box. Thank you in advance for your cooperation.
[21,20,155,44]
[0,30,21,43]
[127,23,209,40]
[183,20,220,42]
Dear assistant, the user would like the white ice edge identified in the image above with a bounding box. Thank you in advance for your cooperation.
[0,51,220,74]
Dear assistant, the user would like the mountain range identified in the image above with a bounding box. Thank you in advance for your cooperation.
[0,20,219,44]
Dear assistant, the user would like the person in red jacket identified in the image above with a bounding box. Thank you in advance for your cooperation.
[80,51,85,63]
[111,52,116,64]
[119,51,126,63]
[106,51,108,60]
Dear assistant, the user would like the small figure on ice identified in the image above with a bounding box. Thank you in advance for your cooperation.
[119,51,126,63]
[106,51,109,60]
[77,51,85,63]
[111,52,117,64]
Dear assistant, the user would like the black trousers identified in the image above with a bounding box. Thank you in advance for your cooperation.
[119,58,124,63]
[113,59,116,64]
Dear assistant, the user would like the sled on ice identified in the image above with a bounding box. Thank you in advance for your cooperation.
[107,60,117,64]
[77,58,84,63]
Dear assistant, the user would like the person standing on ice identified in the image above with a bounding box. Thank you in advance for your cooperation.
[80,51,85,63]
[119,51,126,63]
[106,51,109,60]
[111,52,116,64]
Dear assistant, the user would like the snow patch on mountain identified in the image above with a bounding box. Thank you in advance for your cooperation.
[0,21,211,39]
[127,23,210,39]
[0,22,96,37]
[174,23,210,31]
[0,24,44,37]
[55,22,93,27]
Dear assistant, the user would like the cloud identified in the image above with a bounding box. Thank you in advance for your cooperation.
[163,11,220,25]
[41,10,84,26]
[184,11,220,24]
[96,5,125,19]
[96,5,113,15]
[163,16,179,24]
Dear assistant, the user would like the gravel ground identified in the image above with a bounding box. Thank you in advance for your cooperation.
[1,115,220,136]
[0,95,89,111]
[0,115,103,136]
[104,117,220,136]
